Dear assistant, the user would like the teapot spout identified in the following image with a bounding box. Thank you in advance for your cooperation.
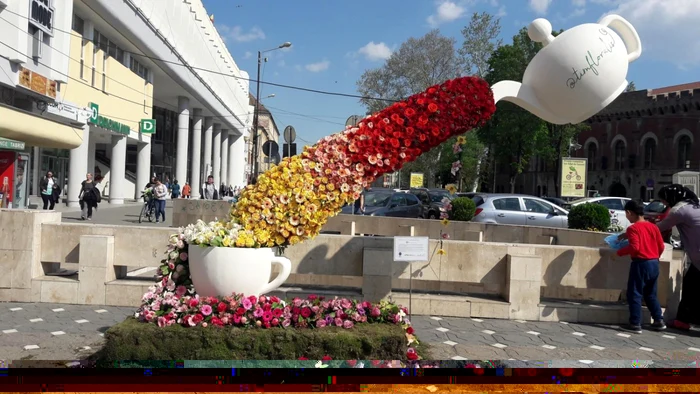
[491,80,569,125]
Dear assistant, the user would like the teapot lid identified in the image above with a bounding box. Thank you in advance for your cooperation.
[528,18,555,46]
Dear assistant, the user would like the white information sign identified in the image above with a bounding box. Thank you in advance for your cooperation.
[393,236,429,262]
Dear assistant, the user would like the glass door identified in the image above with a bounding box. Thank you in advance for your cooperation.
[14,154,29,208]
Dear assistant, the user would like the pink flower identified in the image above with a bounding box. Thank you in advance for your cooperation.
[175,286,187,297]
[188,298,199,308]
[157,316,167,327]
[242,298,252,310]
[282,319,291,327]
[441,233,450,240]
[271,318,279,326]
[343,320,354,329]
[168,262,175,270]
[253,308,264,318]
[308,294,318,301]
[233,315,241,324]
[179,252,188,261]
[316,319,327,328]
[262,311,273,322]
[248,295,257,304]
[200,304,213,316]
[240,316,248,324]
[255,320,262,327]
[334,318,343,327]
[259,295,267,303]
[371,307,381,317]
[293,297,302,307]
[340,299,352,309]
[202,322,208,328]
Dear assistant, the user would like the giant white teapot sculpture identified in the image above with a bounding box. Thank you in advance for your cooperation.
[491,14,642,124]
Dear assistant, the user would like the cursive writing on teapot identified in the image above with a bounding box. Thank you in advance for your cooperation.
[491,14,642,125]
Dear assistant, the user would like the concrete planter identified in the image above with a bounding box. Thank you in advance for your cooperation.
[188,246,291,297]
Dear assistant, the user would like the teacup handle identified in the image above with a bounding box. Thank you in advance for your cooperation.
[598,14,642,63]
[259,256,292,295]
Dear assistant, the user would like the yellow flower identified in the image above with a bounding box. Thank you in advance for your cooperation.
[456,135,467,145]
[441,218,450,226]
[222,237,232,247]
[437,249,447,256]
[445,184,457,195]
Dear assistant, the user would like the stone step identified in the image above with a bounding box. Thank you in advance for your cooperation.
[538,299,666,325]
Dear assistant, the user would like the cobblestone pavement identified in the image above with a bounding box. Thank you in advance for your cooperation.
[2,302,700,367]
[60,200,174,227]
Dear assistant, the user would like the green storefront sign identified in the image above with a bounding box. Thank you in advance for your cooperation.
[140,119,156,134]
[0,137,25,150]
[88,102,131,135]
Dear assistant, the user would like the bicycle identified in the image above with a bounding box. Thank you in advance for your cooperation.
[139,190,155,223]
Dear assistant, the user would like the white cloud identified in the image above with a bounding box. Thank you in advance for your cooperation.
[358,42,393,61]
[244,51,253,59]
[305,60,330,72]
[427,1,466,27]
[569,8,586,18]
[604,0,700,69]
[496,5,507,17]
[529,0,553,14]
[218,25,265,42]
[572,0,586,7]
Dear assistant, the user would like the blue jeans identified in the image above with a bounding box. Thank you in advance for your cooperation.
[627,258,663,325]
[155,199,166,222]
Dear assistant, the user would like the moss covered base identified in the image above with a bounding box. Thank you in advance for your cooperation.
[95,318,408,361]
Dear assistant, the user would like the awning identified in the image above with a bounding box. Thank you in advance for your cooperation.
[0,103,83,149]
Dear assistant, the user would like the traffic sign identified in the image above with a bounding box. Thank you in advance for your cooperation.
[262,140,279,157]
[283,125,296,143]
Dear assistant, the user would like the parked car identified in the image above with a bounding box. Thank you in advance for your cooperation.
[410,188,455,219]
[542,197,571,210]
[340,189,422,218]
[569,196,632,229]
[471,193,569,228]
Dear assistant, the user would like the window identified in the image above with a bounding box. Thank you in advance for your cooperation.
[596,198,624,211]
[492,198,522,211]
[71,15,84,35]
[130,57,149,81]
[678,135,692,169]
[414,191,429,204]
[390,195,406,206]
[614,140,625,170]
[524,199,553,214]
[644,138,656,169]
[405,194,420,206]
[587,144,597,170]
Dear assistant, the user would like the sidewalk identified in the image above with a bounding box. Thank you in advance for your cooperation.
[2,301,700,366]
[26,196,142,214]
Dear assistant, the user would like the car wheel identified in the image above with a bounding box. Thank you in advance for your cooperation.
[428,212,438,220]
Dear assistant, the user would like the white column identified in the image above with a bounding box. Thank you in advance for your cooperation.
[220,129,229,189]
[176,96,190,186]
[212,123,222,187]
[230,135,246,188]
[32,146,40,197]
[87,138,97,177]
[67,125,89,207]
[135,139,151,199]
[203,118,213,180]
[190,108,203,199]
[109,135,127,205]
[227,133,237,187]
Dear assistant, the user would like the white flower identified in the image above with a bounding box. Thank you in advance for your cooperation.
[315,361,329,368]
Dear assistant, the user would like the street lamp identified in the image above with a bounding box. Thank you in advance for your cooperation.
[252,42,291,183]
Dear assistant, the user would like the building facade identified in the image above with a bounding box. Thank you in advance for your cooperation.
[508,82,700,200]
[0,0,252,208]
[247,93,279,183]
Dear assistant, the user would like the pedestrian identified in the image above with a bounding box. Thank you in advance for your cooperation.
[153,178,168,223]
[616,200,666,334]
[78,173,99,221]
[656,184,700,330]
[171,180,181,199]
[201,175,219,200]
[182,182,191,199]
[39,171,56,210]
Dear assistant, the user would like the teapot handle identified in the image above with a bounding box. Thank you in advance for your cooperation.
[598,14,642,63]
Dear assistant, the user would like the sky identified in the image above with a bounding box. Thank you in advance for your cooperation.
[202,0,700,149]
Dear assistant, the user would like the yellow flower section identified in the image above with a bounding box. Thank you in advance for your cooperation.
[231,153,356,248]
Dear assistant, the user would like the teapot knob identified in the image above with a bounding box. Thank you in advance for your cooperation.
[528,18,555,46]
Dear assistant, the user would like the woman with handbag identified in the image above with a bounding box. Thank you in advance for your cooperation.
[39,171,56,210]
[79,173,98,220]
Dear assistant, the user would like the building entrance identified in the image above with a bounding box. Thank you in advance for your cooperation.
[40,149,69,200]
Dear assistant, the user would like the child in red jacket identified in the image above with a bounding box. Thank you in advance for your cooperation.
[617,200,667,334]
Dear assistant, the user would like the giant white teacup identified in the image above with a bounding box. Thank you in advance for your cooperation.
[188,246,291,297]
[491,14,642,124]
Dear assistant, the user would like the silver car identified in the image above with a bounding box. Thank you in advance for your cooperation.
[471,193,569,228]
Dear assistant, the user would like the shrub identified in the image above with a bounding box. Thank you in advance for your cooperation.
[92,317,410,362]
[449,197,476,221]
[568,203,611,232]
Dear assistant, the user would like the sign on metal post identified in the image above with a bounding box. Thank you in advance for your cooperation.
[409,173,424,188]
[559,157,587,198]
[393,236,429,320]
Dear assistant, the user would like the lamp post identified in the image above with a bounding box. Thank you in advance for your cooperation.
[252,42,291,183]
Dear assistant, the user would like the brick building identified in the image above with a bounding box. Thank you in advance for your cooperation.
[513,82,700,200]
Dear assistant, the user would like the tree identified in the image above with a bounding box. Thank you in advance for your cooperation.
[357,30,461,187]
[536,122,590,197]
[458,11,502,191]
[479,28,548,193]
[625,81,637,92]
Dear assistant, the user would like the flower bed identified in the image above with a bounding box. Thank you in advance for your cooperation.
[95,317,410,362]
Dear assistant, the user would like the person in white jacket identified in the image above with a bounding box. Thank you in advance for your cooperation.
[152,178,168,223]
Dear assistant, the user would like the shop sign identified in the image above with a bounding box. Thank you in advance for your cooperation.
[46,101,78,121]
[87,103,130,135]
[409,173,424,188]
[29,0,54,35]
[140,119,156,134]
[559,157,588,198]
[0,138,25,151]
[18,67,57,99]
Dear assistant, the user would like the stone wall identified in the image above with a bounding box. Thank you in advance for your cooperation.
[172,198,233,227]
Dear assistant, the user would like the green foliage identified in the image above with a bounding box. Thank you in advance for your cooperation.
[450,197,476,221]
[567,203,611,232]
[93,317,410,362]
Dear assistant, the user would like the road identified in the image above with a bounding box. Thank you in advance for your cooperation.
[2,301,700,367]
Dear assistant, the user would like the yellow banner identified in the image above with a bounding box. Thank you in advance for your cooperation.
[409,173,424,188]
[560,158,587,198]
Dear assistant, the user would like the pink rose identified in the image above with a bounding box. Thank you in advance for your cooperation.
[334,318,343,327]
[282,319,291,327]
[343,320,354,329]
[259,295,267,303]
[242,298,252,310]
[175,286,187,297]
[271,318,279,326]
[240,316,248,324]
[157,316,167,327]
[188,298,199,308]
[233,315,241,324]
[200,304,213,316]
[202,322,208,328]
[316,319,327,328]
[168,262,175,270]
[253,308,264,318]
[340,299,352,309]
[179,252,188,261]
[371,307,381,317]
